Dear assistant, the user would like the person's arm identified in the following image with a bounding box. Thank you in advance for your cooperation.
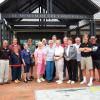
[34,50,38,66]
[79,43,84,52]
[21,51,26,66]
[79,48,85,52]
[83,47,92,52]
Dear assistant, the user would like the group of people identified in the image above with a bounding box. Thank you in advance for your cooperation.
[0,34,100,87]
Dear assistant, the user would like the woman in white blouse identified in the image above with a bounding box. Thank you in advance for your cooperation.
[54,40,64,84]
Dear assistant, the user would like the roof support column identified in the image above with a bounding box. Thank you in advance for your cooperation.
[90,19,96,36]
[0,20,2,46]
[47,0,53,13]
[76,24,80,36]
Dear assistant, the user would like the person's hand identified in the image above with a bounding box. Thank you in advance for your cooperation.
[35,62,38,66]
[54,57,59,61]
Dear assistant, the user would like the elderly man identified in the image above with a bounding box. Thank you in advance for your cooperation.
[0,40,11,85]
[61,37,68,79]
[27,38,35,80]
[90,36,100,82]
[74,37,83,82]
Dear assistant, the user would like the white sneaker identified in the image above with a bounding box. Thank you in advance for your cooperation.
[67,80,71,84]
[57,80,63,84]
[88,82,93,87]
[37,79,41,83]
[71,81,75,84]
[56,80,60,83]
[40,78,45,82]
[80,80,87,84]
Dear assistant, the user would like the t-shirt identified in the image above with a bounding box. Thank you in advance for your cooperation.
[79,42,92,57]
[91,43,100,60]
[46,46,55,61]
[28,45,35,56]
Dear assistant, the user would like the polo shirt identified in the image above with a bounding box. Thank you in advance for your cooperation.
[79,42,92,57]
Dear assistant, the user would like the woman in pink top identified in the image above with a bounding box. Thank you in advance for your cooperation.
[34,42,46,83]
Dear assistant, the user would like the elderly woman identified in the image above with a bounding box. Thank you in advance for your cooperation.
[54,40,64,84]
[21,43,32,83]
[64,38,77,84]
[10,47,22,83]
[45,40,55,83]
[34,42,46,83]
[9,38,21,52]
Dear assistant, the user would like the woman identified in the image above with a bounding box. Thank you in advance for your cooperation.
[9,38,21,52]
[10,47,22,83]
[64,38,77,84]
[45,40,55,83]
[34,42,46,83]
[54,40,64,84]
[21,43,32,83]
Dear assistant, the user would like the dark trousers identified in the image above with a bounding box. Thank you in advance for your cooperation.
[76,61,83,82]
[66,59,77,81]
[63,59,67,77]
[11,67,21,81]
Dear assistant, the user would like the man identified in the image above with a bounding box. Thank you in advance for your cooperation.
[27,38,35,80]
[79,34,93,86]
[52,35,57,47]
[74,37,83,82]
[61,37,68,79]
[90,36,100,81]
[0,40,11,85]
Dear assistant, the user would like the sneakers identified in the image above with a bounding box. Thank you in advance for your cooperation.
[37,79,41,83]
[56,80,60,83]
[67,80,75,84]
[57,81,63,84]
[37,78,45,83]
[56,80,63,84]
[88,82,93,87]
[80,80,87,84]
[15,80,21,83]
[67,80,71,84]
[71,81,75,84]
[40,77,45,82]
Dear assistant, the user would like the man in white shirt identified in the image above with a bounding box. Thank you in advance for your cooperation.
[74,37,83,82]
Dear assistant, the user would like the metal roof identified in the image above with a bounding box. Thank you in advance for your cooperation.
[0,0,99,30]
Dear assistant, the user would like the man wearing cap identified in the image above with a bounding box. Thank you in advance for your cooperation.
[90,36,100,82]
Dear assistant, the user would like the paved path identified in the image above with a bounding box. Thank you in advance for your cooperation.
[0,80,100,100]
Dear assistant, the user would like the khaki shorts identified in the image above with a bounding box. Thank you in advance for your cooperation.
[81,56,93,70]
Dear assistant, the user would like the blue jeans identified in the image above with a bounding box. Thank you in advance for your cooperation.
[46,61,54,81]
